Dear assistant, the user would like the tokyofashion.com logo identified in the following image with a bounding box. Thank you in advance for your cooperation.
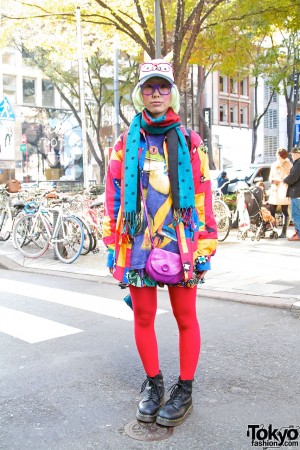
[247,424,300,448]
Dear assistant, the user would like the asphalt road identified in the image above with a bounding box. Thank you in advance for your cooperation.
[0,269,299,450]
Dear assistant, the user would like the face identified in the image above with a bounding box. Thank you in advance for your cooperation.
[291,152,300,161]
[141,77,172,118]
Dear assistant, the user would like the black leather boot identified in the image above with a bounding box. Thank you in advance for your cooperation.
[156,378,193,427]
[279,217,289,238]
[136,372,165,423]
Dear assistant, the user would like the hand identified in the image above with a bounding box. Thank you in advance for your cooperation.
[109,267,114,274]
[197,270,207,282]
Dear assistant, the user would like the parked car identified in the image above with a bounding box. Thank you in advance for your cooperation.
[211,164,271,193]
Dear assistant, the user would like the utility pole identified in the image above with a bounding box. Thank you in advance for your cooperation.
[114,33,121,142]
[154,0,161,58]
[76,6,89,190]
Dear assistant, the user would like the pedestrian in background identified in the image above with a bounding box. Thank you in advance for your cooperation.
[283,147,300,241]
[103,59,218,427]
[268,148,292,238]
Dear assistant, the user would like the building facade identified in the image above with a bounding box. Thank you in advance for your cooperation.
[0,47,297,185]
[0,47,84,185]
[201,70,289,170]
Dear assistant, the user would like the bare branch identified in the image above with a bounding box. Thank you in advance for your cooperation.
[133,0,155,56]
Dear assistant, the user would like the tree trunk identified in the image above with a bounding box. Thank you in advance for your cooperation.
[198,107,215,169]
[252,124,258,163]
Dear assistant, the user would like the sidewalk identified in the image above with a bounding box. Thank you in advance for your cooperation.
[0,230,299,310]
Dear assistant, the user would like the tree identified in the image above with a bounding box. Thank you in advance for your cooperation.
[2,0,229,87]
[2,0,299,170]
[190,0,300,162]
[1,2,138,182]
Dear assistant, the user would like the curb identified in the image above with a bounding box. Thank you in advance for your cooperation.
[198,288,296,310]
[1,254,298,312]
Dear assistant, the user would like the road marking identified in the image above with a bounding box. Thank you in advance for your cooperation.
[0,305,82,343]
[0,279,168,321]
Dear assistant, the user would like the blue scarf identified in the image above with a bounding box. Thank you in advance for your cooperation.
[122,109,195,237]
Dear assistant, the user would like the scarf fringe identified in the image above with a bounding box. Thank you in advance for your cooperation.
[122,212,142,238]
[173,207,195,228]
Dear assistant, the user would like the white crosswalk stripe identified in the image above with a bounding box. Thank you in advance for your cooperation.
[0,306,82,343]
[0,278,168,343]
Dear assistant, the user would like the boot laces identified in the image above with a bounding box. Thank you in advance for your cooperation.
[140,376,161,401]
[165,381,189,407]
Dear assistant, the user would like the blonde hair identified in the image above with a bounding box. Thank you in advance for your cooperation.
[132,82,181,113]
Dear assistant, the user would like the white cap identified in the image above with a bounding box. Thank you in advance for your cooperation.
[139,59,174,84]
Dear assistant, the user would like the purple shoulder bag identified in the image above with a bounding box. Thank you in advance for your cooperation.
[140,180,184,284]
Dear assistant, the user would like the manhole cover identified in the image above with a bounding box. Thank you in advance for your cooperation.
[124,420,173,441]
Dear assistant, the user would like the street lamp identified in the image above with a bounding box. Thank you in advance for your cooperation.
[154,0,161,58]
[114,34,121,142]
[217,144,223,170]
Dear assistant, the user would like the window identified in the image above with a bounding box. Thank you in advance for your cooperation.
[230,104,238,123]
[264,83,279,103]
[265,85,278,103]
[3,74,17,103]
[258,167,271,181]
[2,49,16,65]
[42,80,55,106]
[240,79,248,96]
[229,78,238,94]
[219,104,228,123]
[271,92,278,102]
[240,105,248,125]
[264,136,278,162]
[219,75,227,93]
[219,76,224,92]
[265,109,278,129]
[23,78,36,104]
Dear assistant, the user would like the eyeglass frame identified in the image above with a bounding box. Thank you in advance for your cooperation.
[139,83,173,96]
[139,62,173,73]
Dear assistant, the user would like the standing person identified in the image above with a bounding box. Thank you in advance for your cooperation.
[283,147,300,241]
[268,148,292,238]
[103,59,218,427]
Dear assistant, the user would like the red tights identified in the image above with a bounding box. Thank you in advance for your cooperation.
[129,285,200,380]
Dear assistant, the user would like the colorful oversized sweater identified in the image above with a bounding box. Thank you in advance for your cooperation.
[103,127,218,284]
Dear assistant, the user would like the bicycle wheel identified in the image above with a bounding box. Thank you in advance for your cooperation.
[77,217,93,255]
[0,210,10,241]
[53,216,84,263]
[213,200,231,242]
[13,214,51,258]
[90,232,98,252]
[12,210,26,248]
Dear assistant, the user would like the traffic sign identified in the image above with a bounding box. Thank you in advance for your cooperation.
[0,96,15,120]
[20,144,27,152]
[21,134,28,144]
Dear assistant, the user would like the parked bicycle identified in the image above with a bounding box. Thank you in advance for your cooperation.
[212,181,232,242]
[0,187,27,242]
[66,191,104,254]
[13,199,84,263]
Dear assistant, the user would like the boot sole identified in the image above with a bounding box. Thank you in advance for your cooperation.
[136,397,165,423]
[156,404,193,427]
[136,410,158,423]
